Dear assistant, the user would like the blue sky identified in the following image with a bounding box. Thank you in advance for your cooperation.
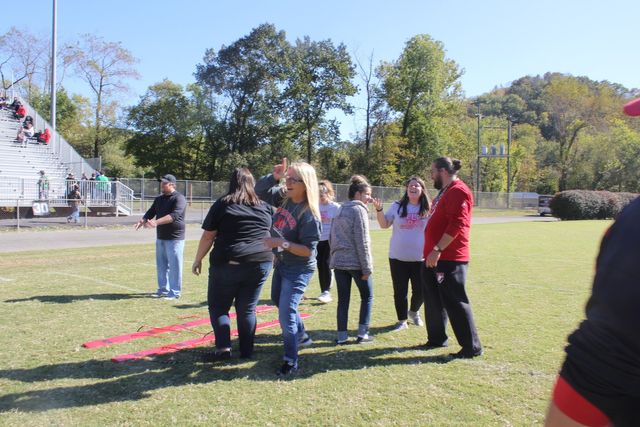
[3,0,639,138]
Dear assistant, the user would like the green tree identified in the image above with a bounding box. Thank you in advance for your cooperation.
[379,34,464,175]
[195,24,289,157]
[126,80,202,178]
[283,37,357,162]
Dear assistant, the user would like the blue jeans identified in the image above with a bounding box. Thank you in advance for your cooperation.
[335,269,373,338]
[155,239,184,297]
[271,262,314,366]
[208,261,272,357]
[68,206,80,222]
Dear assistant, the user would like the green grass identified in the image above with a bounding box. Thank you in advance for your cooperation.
[0,220,610,426]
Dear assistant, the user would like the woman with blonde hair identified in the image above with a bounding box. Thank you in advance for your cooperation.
[316,180,340,303]
[256,158,321,377]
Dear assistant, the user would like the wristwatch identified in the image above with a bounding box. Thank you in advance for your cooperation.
[434,245,442,253]
[281,241,290,250]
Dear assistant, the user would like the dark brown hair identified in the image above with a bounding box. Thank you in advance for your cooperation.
[347,175,371,200]
[221,168,261,206]
[434,157,462,175]
[397,176,430,218]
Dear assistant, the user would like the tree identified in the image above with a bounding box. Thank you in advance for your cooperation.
[282,37,356,162]
[379,34,464,175]
[126,80,202,178]
[68,34,139,159]
[0,27,49,100]
[354,51,388,152]
[195,24,289,157]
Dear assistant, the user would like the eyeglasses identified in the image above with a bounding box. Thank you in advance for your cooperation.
[285,176,303,184]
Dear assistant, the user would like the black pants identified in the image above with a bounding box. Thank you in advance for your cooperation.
[208,261,272,357]
[421,261,482,354]
[316,240,332,292]
[389,258,423,321]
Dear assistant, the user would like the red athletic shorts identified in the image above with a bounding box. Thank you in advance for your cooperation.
[552,376,610,427]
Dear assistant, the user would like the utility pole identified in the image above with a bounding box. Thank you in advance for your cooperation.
[475,101,482,197]
[507,117,512,208]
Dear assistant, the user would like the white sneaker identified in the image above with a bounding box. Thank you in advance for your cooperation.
[391,321,409,331]
[408,310,424,327]
[317,291,332,303]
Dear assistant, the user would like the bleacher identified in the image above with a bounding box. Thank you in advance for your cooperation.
[0,101,134,216]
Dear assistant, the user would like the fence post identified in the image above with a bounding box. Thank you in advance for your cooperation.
[16,198,20,231]
[84,193,88,229]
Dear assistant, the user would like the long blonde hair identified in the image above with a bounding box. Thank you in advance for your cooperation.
[284,161,320,220]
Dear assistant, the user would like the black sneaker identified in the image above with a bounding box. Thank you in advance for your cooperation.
[276,362,298,377]
[450,349,483,359]
[356,334,374,344]
[423,341,448,350]
[151,292,168,298]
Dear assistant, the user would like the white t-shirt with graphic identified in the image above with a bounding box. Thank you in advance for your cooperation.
[384,201,428,262]
[319,201,340,241]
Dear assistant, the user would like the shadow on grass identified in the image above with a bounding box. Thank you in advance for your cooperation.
[172,298,274,310]
[4,293,151,304]
[0,327,461,413]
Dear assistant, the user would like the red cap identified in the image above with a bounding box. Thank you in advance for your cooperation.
[623,97,640,116]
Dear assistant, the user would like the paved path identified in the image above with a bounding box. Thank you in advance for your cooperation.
[1,215,556,253]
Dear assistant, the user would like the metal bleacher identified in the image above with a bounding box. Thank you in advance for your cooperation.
[0,102,134,216]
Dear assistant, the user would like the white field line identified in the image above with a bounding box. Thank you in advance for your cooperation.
[52,272,147,294]
[0,276,15,282]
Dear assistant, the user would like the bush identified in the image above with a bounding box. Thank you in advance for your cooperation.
[550,190,639,220]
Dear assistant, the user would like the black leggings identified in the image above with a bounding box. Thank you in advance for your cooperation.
[316,240,332,292]
[389,258,423,321]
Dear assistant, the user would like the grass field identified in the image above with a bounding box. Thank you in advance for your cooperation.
[0,220,610,426]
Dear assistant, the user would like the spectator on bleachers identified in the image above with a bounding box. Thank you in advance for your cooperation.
[38,170,49,200]
[33,128,51,145]
[24,115,33,125]
[10,97,20,110]
[16,121,35,147]
[14,103,26,120]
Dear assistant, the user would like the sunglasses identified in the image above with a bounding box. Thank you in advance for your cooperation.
[285,176,303,184]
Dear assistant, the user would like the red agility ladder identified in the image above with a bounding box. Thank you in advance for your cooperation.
[111,313,311,363]
[83,305,275,349]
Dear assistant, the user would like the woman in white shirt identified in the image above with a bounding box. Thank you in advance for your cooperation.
[373,176,430,331]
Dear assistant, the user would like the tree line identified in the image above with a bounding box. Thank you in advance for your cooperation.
[2,24,639,193]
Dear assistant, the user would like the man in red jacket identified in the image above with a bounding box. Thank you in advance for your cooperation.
[421,156,482,358]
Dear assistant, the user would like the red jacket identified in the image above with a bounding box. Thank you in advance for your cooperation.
[16,105,26,117]
[423,179,473,262]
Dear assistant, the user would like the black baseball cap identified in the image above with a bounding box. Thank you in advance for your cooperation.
[160,174,177,184]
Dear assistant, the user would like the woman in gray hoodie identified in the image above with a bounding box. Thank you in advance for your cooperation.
[330,175,374,344]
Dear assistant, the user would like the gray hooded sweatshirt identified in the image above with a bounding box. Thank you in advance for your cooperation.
[329,200,373,276]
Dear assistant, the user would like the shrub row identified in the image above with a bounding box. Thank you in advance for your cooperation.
[550,190,638,220]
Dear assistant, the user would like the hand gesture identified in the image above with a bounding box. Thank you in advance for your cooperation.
[273,158,287,181]
[372,198,383,212]
[192,260,202,276]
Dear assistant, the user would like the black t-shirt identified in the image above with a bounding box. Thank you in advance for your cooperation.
[143,191,186,240]
[202,199,273,265]
[561,197,640,423]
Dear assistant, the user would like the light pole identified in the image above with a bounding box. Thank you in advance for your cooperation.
[50,0,57,132]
